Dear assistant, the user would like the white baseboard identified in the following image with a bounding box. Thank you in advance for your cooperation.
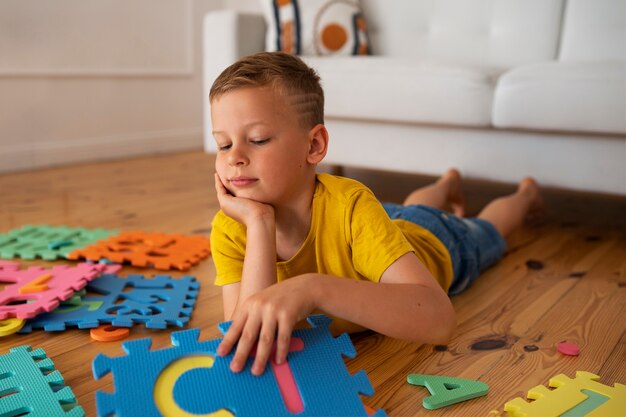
[1,127,203,173]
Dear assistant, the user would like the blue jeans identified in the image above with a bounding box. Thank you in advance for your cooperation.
[383,203,506,295]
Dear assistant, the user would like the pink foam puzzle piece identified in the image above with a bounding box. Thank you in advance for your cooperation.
[557,341,581,356]
[0,261,120,319]
[251,337,306,413]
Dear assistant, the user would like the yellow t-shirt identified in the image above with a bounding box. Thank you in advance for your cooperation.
[211,174,453,291]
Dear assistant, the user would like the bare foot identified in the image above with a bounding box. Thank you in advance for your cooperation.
[402,168,466,215]
[439,168,466,217]
[518,177,544,221]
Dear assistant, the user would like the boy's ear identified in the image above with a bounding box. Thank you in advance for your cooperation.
[307,124,329,164]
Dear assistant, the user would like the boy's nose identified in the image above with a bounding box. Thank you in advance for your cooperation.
[228,146,249,166]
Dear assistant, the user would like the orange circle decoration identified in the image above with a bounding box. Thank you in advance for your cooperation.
[90,324,131,342]
[320,23,348,51]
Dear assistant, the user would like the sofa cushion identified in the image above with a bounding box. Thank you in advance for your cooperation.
[260,0,370,56]
[559,0,625,62]
[493,62,626,134]
[360,0,564,70]
[304,56,494,127]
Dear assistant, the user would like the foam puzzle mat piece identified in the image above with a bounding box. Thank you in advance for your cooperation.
[92,314,386,417]
[0,345,84,416]
[67,231,211,270]
[90,324,131,342]
[407,374,489,409]
[0,261,120,319]
[20,273,199,332]
[504,371,626,417]
[0,317,25,336]
[557,341,581,356]
[0,225,117,260]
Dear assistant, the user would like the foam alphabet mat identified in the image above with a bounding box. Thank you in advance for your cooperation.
[0,225,117,260]
[67,231,210,270]
[504,371,626,417]
[20,273,199,332]
[92,314,386,417]
[0,260,120,319]
[0,225,211,270]
[0,345,84,416]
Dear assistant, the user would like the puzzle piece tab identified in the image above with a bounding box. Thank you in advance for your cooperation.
[504,371,626,417]
[0,261,120,319]
[92,314,386,417]
[68,231,210,270]
[0,345,84,416]
[20,273,199,332]
[0,225,117,260]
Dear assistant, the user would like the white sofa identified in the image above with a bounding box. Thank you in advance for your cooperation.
[203,0,626,195]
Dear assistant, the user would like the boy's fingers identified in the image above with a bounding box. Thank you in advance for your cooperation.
[274,319,294,365]
[251,320,277,376]
[230,317,261,373]
[217,311,246,357]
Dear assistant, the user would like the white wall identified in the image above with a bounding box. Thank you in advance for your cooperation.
[222,0,261,13]
[0,0,221,173]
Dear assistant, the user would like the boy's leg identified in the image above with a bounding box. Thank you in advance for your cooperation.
[478,178,543,239]
[403,169,465,217]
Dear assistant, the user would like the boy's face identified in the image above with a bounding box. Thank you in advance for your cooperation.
[211,86,315,206]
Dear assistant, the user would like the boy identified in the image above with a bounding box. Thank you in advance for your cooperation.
[209,52,542,376]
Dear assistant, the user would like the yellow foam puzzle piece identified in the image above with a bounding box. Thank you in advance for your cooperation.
[153,355,233,417]
[0,318,25,336]
[504,371,626,417]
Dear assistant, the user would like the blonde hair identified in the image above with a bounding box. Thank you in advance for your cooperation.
[210,52,324,129]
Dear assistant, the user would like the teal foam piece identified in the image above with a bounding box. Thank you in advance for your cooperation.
[0,345,84,416]
[407,373,489,410]
[0,225,117,260]
[560,390,610,417]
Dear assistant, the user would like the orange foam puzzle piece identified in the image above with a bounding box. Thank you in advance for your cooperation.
[18,274,52,294]
[90,325,131,342]
[68,231,210,271]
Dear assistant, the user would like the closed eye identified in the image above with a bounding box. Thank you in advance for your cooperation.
[217,143,231,151]
[251,138,271,145]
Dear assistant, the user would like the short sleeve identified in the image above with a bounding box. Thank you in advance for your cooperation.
[210,211,247,286]
[346,190,414,282]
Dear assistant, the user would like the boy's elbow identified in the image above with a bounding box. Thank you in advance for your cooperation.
[431,308,456,345]
[415,297,457,345]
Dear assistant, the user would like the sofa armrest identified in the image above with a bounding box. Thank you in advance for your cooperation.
[203,10,266,153]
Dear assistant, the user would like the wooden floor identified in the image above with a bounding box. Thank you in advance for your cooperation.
[1,151,624,416]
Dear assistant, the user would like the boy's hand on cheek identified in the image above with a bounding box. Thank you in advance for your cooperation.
[214,173,274,226]
[216,275,317,376]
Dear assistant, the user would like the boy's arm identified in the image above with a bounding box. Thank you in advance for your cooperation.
[317,252,456,341]
[215,174,278,319]
[218,252,456,376]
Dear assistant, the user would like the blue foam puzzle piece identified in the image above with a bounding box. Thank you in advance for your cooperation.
[92,314,386,417]
[19,273,199,332]
[0,345,84,416]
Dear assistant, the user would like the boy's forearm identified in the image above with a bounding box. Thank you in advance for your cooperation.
[238,216,278,304]
[307,274,456,344]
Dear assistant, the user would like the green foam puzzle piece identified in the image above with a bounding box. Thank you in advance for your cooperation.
[407,374,489,410]
[0,225,117,260]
